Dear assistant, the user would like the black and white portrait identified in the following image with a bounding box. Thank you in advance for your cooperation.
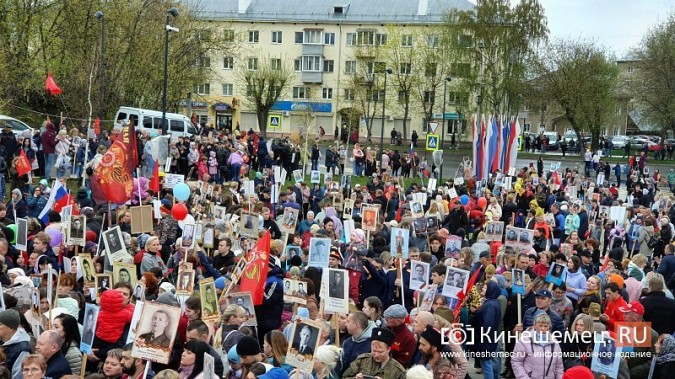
[15,218,28,251]
[181,223,196,250]
[80,303,100,353]
[307,238,331,268]
[409,261,430,291]
[442,267,469,298]
[328,270,345,299]
[285,318,324,371]
[132,303,181,364]
[103,226,127,261]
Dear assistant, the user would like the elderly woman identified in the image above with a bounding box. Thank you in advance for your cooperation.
[511,313,564,379]
[653,334,675,379]
[55,130,72,178]
[313,345,342,379]
[21,354,47,379]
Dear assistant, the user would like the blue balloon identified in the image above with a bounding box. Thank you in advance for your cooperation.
[173,182,191,201]
[460,194,469,206]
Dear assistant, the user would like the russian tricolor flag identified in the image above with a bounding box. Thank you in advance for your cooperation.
[38,180,69,225]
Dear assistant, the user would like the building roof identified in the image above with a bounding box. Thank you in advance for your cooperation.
[187,0,474,24]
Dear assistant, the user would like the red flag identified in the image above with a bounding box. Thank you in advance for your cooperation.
[149,160,160,193]
[94,118,101,135]
[45,74,62,96]
[239,230,271,305]
[453,266,483,319]
[16,149,32,177]
[90,122,139,204]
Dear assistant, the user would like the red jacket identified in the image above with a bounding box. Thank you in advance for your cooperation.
[604,296,627,331]
[96,290,133,343]
[532,263,549,277]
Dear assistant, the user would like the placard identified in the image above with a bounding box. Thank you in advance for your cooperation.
[95,274,112,300]
[590,335,622,379]
[163,173,185,188]
[203,226,215,249]
[361,205,379,232]
[484,221,504,242]
[102,226,129,262]
[441,267,469,298]
[131,302,181,364]
[224,292,257,327]
[80,304,100,354]
[307,238,331,268]
[126,301,144,344]
[285,318,323,371]
[293,170,304,184]
[409,260,430,291]
[546,262,566,286]
[419,284,438,312]
[342,199,354,220]
[310,170,321,184]
[239,212,259,238]
[176,269,195,296]
[15,218,28,251]
[199,278,220,321]
[113,261,137,286]
[130,206,154,234]
[390,227,410,259]
[444,235,462,258]
[280,208,300,233]
[511,269,526,295]
[324,269,348,314]
[283,279,308,305]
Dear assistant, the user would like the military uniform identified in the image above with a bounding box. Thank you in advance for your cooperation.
[342,353,407,379]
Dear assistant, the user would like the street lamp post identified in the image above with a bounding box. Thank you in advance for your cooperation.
[161,7,180,135]
[379,68,392,172]
[95,11,105,122]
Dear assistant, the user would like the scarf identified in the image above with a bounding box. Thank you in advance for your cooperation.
[656,335,675,365]
[180,364,195,379]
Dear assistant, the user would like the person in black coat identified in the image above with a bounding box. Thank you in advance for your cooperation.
[443,201,468,235]
[640,278,675,335]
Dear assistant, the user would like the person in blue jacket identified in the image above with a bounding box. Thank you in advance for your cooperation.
[473,281,502,379]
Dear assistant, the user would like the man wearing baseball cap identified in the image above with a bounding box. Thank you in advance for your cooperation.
[0,309,32,377]
[342,327,406,379]
[517,289,565,334]
[619,301,659,378]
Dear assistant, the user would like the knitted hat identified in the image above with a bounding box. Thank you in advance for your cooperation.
[86,230,97,242]
[607,273,625,289]
[56,297,80,320]
[562,366,594,379]
[227,345,241,364]
[236,336,261,356]
[0,309,20,330]
[289,266,300,277]
[214,277,226,291]
[420,325,443,349]
[7,268,26,278]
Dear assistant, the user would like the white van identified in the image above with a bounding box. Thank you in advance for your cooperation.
[113,107,197,140]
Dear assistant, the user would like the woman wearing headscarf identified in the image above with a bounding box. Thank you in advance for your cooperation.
[653,334,675,379]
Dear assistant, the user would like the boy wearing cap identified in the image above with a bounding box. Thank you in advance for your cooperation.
[342,327,406,379]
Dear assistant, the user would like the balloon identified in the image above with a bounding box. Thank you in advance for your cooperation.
[477,197,488,209]
[46,228,63,247]
[173,183,191,201]
[172,203,188,221]
[178,214,196,230]
[460,194,469,206]
[7,224,17,245]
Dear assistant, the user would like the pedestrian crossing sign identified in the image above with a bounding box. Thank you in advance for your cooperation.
[426,134,439,151]
[268,114,281,129]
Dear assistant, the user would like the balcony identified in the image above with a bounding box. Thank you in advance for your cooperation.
[301,72,323,84]
[302,44,324,55]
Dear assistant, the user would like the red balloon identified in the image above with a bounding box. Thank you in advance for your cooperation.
[477,197,488,209]
[172,203,188,221]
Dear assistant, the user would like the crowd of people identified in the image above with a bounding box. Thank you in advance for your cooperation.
[0,119,674,379]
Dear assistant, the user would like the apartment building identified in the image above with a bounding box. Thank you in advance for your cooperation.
[185,0,473,141]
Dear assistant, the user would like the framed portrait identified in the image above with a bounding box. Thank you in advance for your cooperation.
[15,218,28,251]
[444,235,462,259]
[225,292,257,326]
[390,227,410,259]
[213,206,227,220]
[307,238,331,268]
[113,261,136,286]
[280,208,300,233]
[293,169,304,184]
[80,303,100,353]
[409,260,430,291]
[282,279,307,305]
[426,217,439,235]
[175,269,195,296]
[546,262,566,286]
[131,302,181,364]
[203,226,215,249]
[133,282,146,302]
[285,318,323,371]
[412,218,427,235]
[410,201,424,218]
[239,213,259,238]
[199,278,220,321]
[325,269,348,314]
[284,245,302,262]
[181,223,196,250]
[342,199,354,220]
[66,215,86,247]
[310,170,321,184]
[340,175,352,190]
[511,269,526,295]
[60,205,72,224]
[361,205,379,232]
[129,206,153,234]
[79,255,96,284]
[419,284,438,312]
[590,335,622,379]
[31,287,40,315]
[332,192,344,212]
[103,226,128,263]
[441,267,469,299]
[484,221,504,242]
[126,301,145,344]
[95,274,112,300]
[195,222,204,244]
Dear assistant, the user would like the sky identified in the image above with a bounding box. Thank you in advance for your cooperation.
[470,0,673,58]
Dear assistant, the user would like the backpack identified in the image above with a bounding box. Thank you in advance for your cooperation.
[647,231,658,249]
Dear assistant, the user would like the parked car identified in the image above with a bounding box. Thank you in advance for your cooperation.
[630,136,649,150]
[0,115,33,138]
[611,135,630,150]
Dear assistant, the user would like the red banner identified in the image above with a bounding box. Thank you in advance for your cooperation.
[16,149,32,177]
[45,74,62,96]
[94,118,101,135]
[149,161,160,193]
[91,123,138,204]
[239,230,271,305]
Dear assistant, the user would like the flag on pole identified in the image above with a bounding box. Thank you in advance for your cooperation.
[489,116,499,174]
[38,180,69,224]
[500,117,510,171]
[149,161,160,193]
[453,266,484,319]
[45,74,62,96]
[507,119,521,171]
[472,115,478,178]
[481,116,490,180]
[16,149,32,177]
[90,122,139,204]
[239,230,272,305]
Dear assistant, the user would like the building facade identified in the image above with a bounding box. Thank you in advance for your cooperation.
[185,0,474,142]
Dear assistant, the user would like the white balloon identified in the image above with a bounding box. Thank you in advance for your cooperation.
[178,214,195,230]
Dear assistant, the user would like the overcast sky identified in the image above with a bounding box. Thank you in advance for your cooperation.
[470,0,673,58]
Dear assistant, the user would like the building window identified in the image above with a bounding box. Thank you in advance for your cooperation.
[271,58,282,71]
[346,33,356,46]
[628,66,634,74]
[295,32,303,43]
[302,56,322,72]
[323,60,334,73]
[247,57,258,71]
[195,55,210,68]
[194,83,210,95]
[271,31,282,44]
[304,30,323,44]
[248,30,259,43]
[524,123,531,133]
[357,30,374,46]
[223,29,235,42]
[423,91,435,103]
[523,102,530,111]
[401,34,413,47]
[375,33,387,46]
[322,88,333,100]
[344,88,355,101]
[450,63,470,78]
[223,56,234,69]
[324,32,335,45]
[222,83,233,96]
[399,63,411,75]
[427,34,439,48]
[294,59,302,72]
[366,61,385,74]
[371,89,385,102]
[345,60,356,74]
[293,86,310,99]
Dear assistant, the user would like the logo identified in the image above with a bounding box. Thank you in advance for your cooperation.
[615,322,652,348]
[426,134,439,151]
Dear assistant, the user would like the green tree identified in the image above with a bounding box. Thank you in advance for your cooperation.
[0,0,228,126]
[383,25,419,140]
[412,29,453,129]
[628,12,675,135]
[529,39,619,152]
[238,53,294,138]
[444,0,548,115]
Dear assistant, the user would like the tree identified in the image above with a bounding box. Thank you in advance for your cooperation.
[0,0,229,126]
[237,53,294,138]
[444,0,548,115]
[628,12,675,135]
[412,28,453,129]
[529,39,619,152]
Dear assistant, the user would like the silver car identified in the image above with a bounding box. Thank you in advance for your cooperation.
[0,115,33,138]
[611,135,630,150]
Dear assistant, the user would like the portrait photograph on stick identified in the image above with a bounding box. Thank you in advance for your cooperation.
[67,215,86,247]
[324,268,348,314]
[131,302,181,364]
[225,292,257,327]
[102,226,128,262]
[285,318,322,371]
